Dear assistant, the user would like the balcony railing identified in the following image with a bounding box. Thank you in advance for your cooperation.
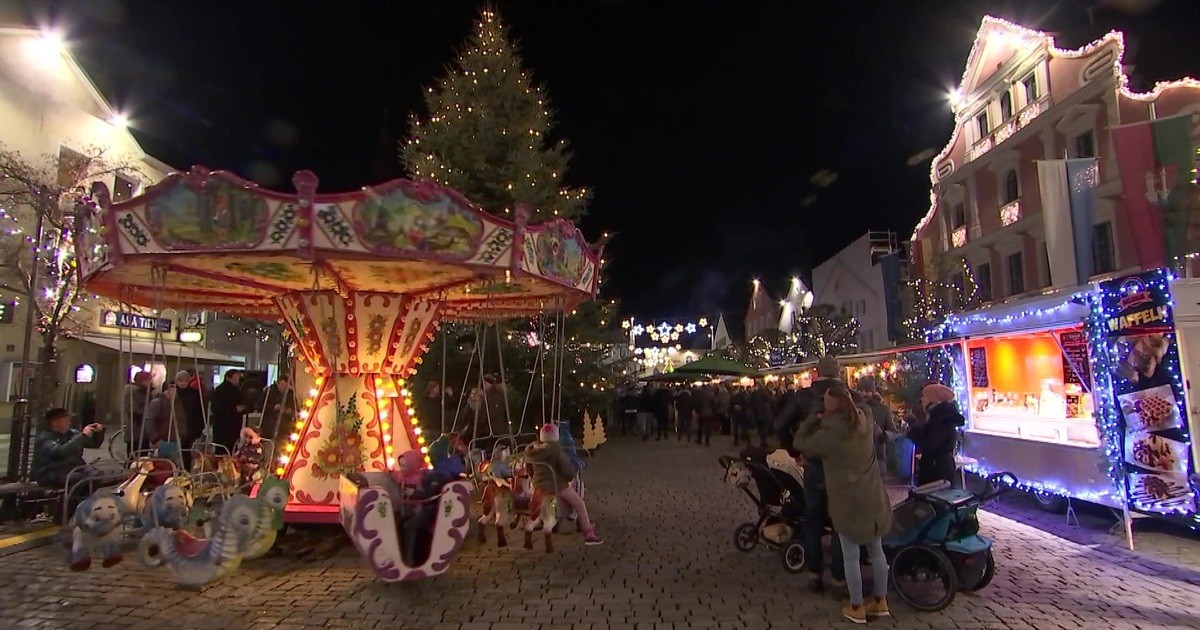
[967,95,1053,163]
[1000,200,1021,227]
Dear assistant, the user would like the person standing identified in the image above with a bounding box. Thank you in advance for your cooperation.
[750,383,773,448]
[695,384,715,446]
[793,385,892,624]
[730,385,749,446]
[121,371,152,454]
[674,385,694,440]
[259,375,297,447]
[144,384,186,464]
[174,370,206,469]
[856,376,897,469]
[908,383,965,486]
[209,370,246,455]
[653,385,672,440]
[637,385,654,440]
[715,384,731,439]
[798,355,848,592]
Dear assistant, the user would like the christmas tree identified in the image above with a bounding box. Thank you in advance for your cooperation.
[795,304,860,358]
[402,8,630,436]
[400,8,589,222]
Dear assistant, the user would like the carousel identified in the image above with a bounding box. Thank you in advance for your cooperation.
[77,166,601,579]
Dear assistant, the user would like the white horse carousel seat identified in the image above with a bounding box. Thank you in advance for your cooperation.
[339,473,471,582]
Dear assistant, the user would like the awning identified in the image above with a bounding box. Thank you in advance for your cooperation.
[938,285,1093,339]
[71,335,245,367]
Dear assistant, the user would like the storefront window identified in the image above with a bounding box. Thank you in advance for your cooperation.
[965,329,1099,447]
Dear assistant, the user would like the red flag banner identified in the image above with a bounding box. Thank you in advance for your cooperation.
[1110,114,1196,267]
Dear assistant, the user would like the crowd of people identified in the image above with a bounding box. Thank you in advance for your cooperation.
[619,355,967,624]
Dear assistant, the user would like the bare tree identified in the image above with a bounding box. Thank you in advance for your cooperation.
[0,145,136,414]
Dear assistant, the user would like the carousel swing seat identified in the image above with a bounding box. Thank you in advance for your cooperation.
[340,472,471,582]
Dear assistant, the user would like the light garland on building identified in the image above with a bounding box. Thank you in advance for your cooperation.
[911,15,1200,243]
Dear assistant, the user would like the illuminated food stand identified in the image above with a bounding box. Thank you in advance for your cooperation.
[930,269,1200,542]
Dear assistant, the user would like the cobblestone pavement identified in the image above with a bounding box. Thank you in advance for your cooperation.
[2,436,1200,629]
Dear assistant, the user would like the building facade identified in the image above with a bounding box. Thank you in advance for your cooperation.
[909,16,1200,308]
[811,231,901,352]
[0,26,237,423]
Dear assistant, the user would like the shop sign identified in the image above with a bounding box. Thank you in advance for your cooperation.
[1098,269,1196,517]
[101,310,172,333]
[968,347,989,388]
[1101,272,1173,335]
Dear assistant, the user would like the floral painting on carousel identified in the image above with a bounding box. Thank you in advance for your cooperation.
[146,179,269,248]
[534,228,586,285]
[312,397,366,480]
[224,261,307,284]
[354,188,483,258]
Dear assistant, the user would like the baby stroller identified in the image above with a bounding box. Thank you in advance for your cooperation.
[718,449,810,573]
[883,472,1016,611]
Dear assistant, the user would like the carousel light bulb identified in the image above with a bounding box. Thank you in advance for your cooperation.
[382,423,390,431]
[400,389,411,397]
[289,433,299,441]
[304,399,313,408]
[397,379,406,386]
[285,443,295,453]
[404,398,413,406]
[275,467,285,476]
[374,377,383,385]
[387,457,396,467]
[308,388,318,397]
[413,427,422,436]
[375,389,384,397]
[279,455,290,464]
[417,436,426,445]
[420,447,428,454]
[297,413,307,422]
[385,445,394,454]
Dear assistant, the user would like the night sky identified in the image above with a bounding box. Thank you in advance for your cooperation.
[23,0,1200,330]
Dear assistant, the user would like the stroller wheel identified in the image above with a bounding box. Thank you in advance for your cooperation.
[890,545,958,612]
[733,523,758,552]
[780,541,806,574]
[962,550,995,592]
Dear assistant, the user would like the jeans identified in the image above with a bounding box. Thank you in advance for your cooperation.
[839,535,889,605]
[802,463,844,580]
[557,484,593,533]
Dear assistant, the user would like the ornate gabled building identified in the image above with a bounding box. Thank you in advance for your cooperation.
[909,16,1200,312]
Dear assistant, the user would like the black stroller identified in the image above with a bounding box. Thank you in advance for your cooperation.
[719,448,811,573]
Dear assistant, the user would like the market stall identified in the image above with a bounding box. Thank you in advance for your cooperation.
[929,269,1200,545]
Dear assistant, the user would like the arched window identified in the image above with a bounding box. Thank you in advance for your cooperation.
[1004,169,1020,204]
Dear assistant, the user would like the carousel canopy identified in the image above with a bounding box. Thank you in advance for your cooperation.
[79,167,602,320]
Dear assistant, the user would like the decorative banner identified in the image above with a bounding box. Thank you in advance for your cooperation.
[1098,269,1197,517]
[1109,114,1194,267]
[881,250,904,342]
[1037,158,1098,288]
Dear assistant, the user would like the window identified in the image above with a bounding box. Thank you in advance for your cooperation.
[0,300,14,324]
[112,174,137,202]
[1007,253,1025,296]
[951,203,967,229]
[977,263,993,302]
[1003,170,1020,204]
[1075,130,1096,158]
[57,146,87,188]
[1022,73,1039,103]
[1093,221,1116,274]
[976,111,990,138]
[1000,90,1014,120]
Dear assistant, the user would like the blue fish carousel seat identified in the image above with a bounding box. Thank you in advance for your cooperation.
[339,471,471,582]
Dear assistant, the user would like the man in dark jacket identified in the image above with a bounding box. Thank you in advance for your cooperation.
[174,370,206,467]
[210,370,246,455]
[674,386,695,440]
[750,384,774,448]
[795,355,849,592]
[694,385,715,446]
[653,385,672,440]
[259,375,297,445]
[32,408,108,517]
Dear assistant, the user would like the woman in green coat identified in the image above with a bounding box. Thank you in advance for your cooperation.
[793,385,892,625]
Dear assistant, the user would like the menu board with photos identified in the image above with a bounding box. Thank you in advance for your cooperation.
[1059,330,1091,387]
[969,347,989,388]
[1099,270,1198,518]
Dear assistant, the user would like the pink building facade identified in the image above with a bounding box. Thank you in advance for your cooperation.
[910,16,1200,308]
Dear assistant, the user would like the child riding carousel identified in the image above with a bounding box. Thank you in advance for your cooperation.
[525,423,604,546]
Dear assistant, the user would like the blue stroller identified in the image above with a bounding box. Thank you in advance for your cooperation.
[884,472,1016,611]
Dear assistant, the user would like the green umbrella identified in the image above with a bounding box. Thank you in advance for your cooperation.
[642,371,698,383]
[671,356,762,377]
